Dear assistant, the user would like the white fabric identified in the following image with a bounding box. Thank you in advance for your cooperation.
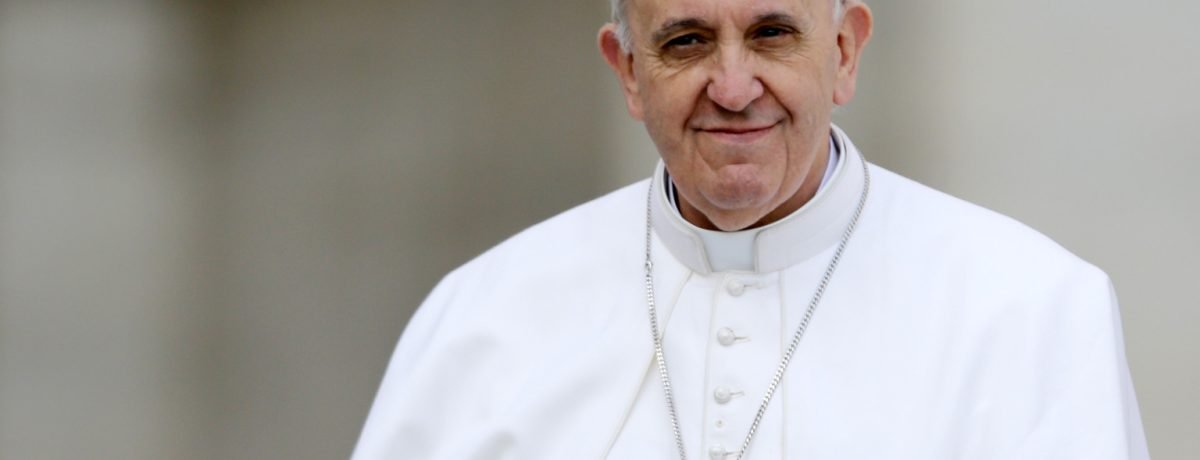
[352,127,1149,460]
[666,133,842,272]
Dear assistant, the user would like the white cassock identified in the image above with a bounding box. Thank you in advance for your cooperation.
[352,126,1149,459]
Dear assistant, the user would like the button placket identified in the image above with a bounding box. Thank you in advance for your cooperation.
[703,273,781,456]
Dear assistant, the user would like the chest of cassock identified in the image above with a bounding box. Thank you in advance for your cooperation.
[352,138,1147,459]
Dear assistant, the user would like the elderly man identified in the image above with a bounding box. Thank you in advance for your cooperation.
[353,0,1149,458]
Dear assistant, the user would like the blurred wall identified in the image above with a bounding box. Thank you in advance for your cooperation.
[210,1,614,458]
[0,1,1195,459]
[0,1,215,458]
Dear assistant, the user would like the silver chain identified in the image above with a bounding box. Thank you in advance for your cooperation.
[643,157,871,460]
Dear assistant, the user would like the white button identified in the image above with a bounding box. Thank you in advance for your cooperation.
[726,279,745,296]
[708,444,728,460]
[714,419,726,429]
[714,386,733,404]
[717,328,736,346]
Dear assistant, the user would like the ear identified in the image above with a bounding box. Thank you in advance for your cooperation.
[832,2,873,106]
[598,23,644,120]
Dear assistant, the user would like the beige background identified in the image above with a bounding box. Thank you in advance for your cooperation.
[1,1,1195,459]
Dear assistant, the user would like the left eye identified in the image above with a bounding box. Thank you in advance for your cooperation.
[665,34,705,48]
[755,27,789,39]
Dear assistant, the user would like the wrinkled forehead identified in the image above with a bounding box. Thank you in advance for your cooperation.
[627,0,828,30]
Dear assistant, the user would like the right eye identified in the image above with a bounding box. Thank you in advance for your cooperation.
[663,33,706,49]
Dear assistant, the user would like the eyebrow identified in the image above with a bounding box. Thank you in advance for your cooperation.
[752,12,801,28]
[649,12,804,45]
[651,18,711,45]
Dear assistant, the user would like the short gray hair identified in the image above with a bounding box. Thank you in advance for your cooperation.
[610,0,850,52]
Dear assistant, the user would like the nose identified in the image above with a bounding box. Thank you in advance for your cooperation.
[706,48,763,112]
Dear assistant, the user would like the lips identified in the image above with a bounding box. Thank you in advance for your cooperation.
[706,125,773,134]
[697,123,777,143]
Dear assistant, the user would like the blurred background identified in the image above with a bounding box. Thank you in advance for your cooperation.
[0,0,1196,459]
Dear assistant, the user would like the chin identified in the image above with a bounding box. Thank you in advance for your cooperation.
[704,208,769,232]
[699,175,793,230]
[705,176,773,211]
[701,194,774,231]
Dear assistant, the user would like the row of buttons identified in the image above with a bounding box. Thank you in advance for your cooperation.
[710,277,761,459]
[714,327,745,404]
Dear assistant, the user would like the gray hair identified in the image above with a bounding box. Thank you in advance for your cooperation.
[610,0,850,52]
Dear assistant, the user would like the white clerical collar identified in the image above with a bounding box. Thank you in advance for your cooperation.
[651,124,868,274]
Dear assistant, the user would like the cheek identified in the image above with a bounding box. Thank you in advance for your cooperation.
[760,56,836,109]
[643,64,710,112]
[640,75,702,143]
[651,88,689,120]
[773,79,832,133]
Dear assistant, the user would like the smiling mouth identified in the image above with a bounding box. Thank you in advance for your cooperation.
[698,123,777,143]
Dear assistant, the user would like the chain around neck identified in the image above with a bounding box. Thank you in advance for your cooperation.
[642,157,871,460]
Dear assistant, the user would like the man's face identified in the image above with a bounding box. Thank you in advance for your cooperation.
[603,0,868,231]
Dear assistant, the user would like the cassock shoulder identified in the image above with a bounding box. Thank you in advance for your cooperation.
[450,178,649,294]
[859,166,1146,459]
[867,165,1111,298]
[402,176,651,367]
[353,180,655,459]
[388,177,650,361]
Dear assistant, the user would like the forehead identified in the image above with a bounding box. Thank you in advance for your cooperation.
[629,0,823,28]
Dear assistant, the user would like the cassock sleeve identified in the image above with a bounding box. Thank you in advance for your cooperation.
[1002,274,1150,459]
[350,269,465,459]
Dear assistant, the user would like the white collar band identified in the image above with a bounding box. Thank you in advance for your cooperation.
[650,124,867,274]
